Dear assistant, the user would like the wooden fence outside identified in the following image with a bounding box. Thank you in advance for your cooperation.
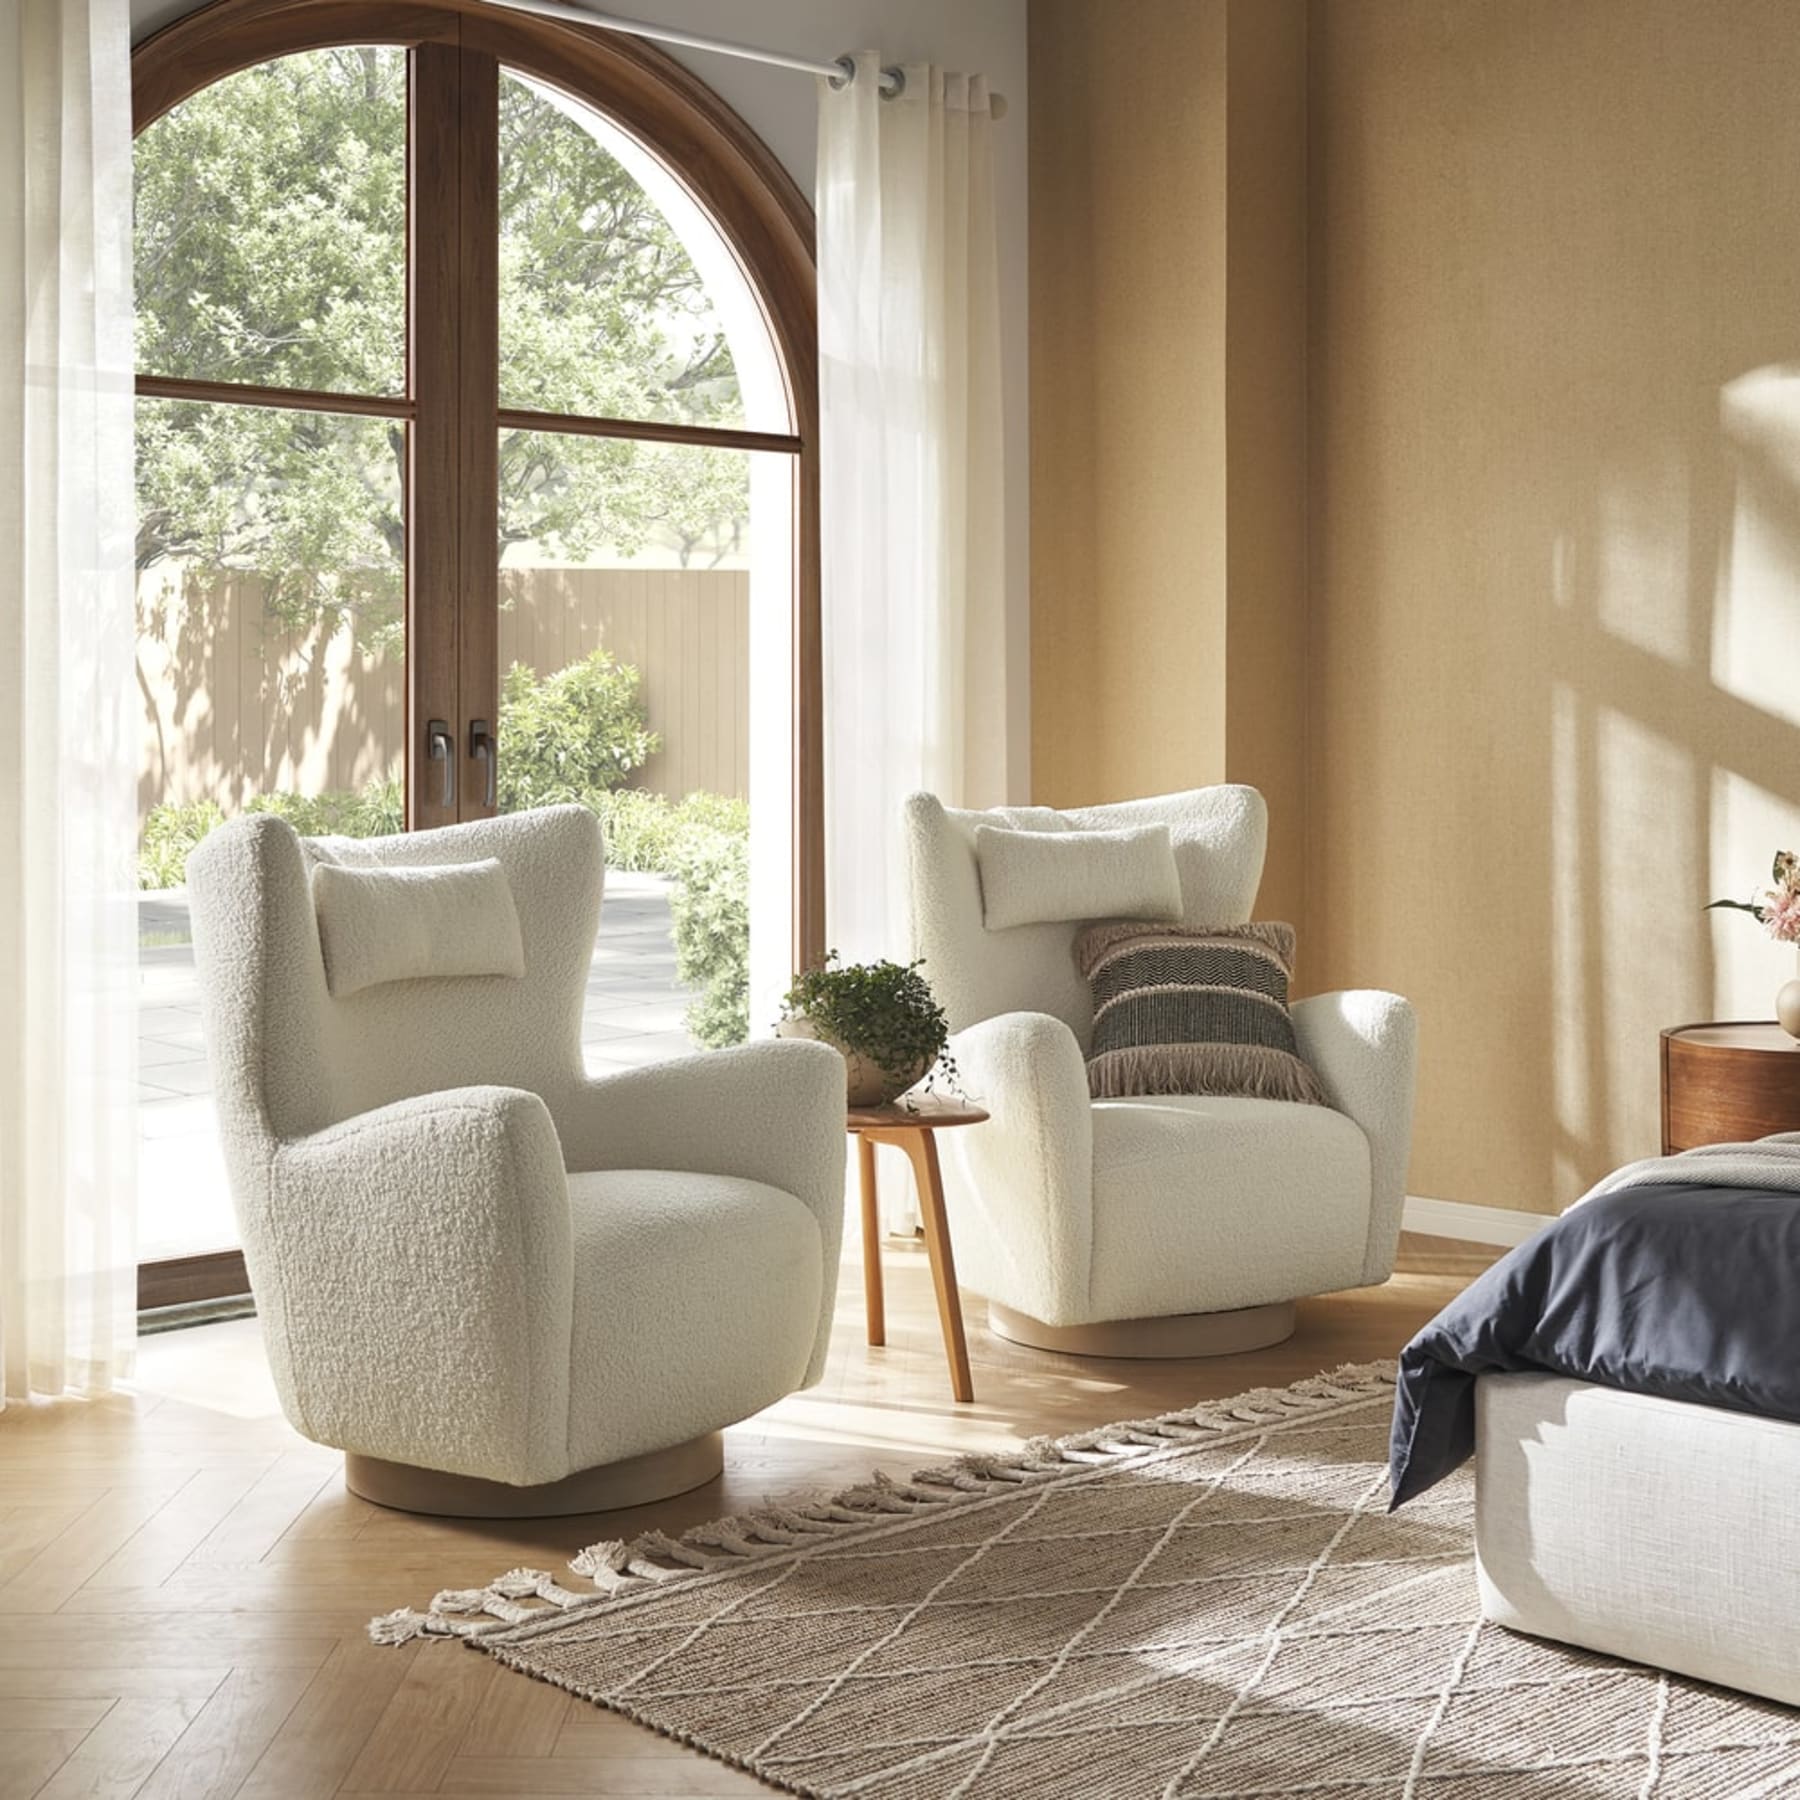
[137,565,751,822]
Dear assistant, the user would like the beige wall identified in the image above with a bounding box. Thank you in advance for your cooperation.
[1032,0,1800,1215]
[1310,0,1800,1213]
[1030,0,1309,924]
[1223,0,1309,929]
[1030,0,1229,813]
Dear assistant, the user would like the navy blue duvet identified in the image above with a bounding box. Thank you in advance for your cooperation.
[1389,1182,1800,1507]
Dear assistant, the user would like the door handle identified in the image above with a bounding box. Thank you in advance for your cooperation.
[469,718,497,810]
[426,718,454,808]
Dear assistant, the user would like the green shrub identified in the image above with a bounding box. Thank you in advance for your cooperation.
[593,788,748,876]
[246,780,403,839]
[591,788,681,873]
[138,777,401,888]
[497,650,659,812]
[138,798,225,890]
[665,790,748,833]
[665,813,750,1049]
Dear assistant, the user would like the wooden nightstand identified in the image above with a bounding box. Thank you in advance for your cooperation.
[1661,1022,1800,1154]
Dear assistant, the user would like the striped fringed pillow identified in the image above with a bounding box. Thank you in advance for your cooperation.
[1073,921,1331,1106]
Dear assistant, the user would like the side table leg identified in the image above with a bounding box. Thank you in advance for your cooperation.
[898,1130,974,1404]
[857,1133,885,1347]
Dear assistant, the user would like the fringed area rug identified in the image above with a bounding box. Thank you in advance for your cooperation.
[371,1364,1800,1797]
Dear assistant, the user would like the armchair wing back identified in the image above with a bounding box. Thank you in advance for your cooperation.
[189,803,601,1153]
[903,786,1269,1042]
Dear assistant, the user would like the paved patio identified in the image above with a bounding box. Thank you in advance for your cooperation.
[137,871,702,1261]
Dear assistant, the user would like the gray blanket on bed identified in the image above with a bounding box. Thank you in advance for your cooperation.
[1388,1135,1800,1507]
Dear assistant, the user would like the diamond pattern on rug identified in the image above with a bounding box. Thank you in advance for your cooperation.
[472,1377,1800,1798]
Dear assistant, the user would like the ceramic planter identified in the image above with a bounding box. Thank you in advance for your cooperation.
[775,1015,934,1107]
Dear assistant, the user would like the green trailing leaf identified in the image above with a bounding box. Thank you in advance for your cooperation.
[1706,898,1767,916]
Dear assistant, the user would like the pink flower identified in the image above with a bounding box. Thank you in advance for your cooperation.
[1763,886,1800,944]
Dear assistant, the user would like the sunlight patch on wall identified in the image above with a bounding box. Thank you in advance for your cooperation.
[1713,366,1800,731]
[1554,693,1703,1200]
[1596,707,1700,1172]
[1549,683,1592,1201]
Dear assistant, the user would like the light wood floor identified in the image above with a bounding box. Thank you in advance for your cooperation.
[0,1235,1490,1799]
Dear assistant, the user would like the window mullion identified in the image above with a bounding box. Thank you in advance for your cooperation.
[455,49,500,822]
[407,42,463,831]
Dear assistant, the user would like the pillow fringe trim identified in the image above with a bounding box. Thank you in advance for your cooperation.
[367,1360,1396,1647]
[1086,1042,1332,1107]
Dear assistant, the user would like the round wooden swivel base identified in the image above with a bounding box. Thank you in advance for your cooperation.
[344,1431,725,1519]
[987,1299,1297,1360]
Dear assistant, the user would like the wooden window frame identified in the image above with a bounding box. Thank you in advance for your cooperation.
[133,0,824,1307]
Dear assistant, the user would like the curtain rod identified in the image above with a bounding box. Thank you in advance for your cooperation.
[480,0,1007,117]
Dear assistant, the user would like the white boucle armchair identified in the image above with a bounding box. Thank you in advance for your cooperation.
[187,805,845,1515]
[904,786,1417,1357]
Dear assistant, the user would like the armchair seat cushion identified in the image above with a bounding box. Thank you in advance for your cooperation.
[566,1169,822,1468]
[1086,1096,1373,1323]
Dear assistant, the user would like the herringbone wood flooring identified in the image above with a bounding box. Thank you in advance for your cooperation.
[0,1237,1483,1797]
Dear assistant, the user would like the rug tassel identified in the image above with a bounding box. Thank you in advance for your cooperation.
[368,1357,1400,1645]
[368,1607,431,1646]
[569,1540,632,1585]
[490,1567,586,1609]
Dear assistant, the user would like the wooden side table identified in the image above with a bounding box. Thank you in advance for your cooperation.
[1661,1022,1800,1154]
[848,1096,989,1404]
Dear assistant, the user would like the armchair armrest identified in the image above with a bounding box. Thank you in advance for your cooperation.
[555,1038,847,1383]
[265,1086,573,1486]
[942,1011,1097,1325]
[1292,990,1418,1284]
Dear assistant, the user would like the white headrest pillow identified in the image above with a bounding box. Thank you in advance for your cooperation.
[311,857,526,999]
[973,823,1184,931]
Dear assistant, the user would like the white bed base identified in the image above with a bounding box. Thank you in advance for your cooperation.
[1476,1373,1800,1706]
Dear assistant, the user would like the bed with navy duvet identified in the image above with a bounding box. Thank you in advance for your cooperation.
[1390,1134,1800,1706]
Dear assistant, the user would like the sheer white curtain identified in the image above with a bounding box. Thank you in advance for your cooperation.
[0,0,138,1403]
[817,51,1006,966]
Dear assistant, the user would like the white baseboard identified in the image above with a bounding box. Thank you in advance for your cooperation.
[1402,1194,1546,1248]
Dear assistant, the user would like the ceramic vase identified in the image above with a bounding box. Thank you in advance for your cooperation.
[1780,949,1800,1042]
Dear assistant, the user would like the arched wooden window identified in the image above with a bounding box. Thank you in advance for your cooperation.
[133,0,822,1303]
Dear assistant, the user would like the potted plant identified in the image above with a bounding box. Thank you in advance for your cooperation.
[776,953,957,1107]
[1709,849,1800,1038]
